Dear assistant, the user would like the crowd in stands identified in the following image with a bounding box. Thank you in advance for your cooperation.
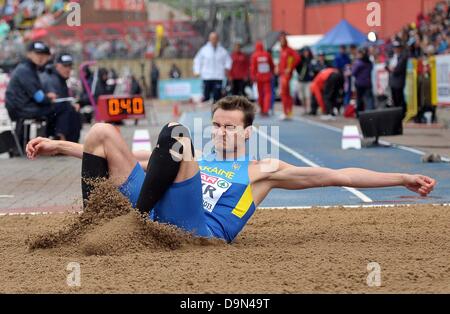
[396,1,450,58]
[1,1,449,124]
[0,0,74,68]
[0,0,71,32]
[292,1,450,122]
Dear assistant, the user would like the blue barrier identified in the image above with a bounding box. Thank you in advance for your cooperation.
[158,78,203,101]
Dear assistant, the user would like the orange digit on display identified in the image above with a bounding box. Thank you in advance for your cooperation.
[108,98,120,116]
[120,98,132,114]
[132,97,144,114]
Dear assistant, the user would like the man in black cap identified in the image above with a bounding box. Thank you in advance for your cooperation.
[5,41,56,145]
[40,53,82,142]
[386,40,408,117]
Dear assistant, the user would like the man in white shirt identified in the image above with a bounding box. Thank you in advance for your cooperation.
[193,32,232,103]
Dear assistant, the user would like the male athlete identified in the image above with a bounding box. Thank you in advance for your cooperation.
[26,96,436,243]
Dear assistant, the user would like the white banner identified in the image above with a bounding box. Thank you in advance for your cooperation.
[373,63,389,96]
[0,73,9,107]
[435,54,450,104]
[0,73,11,127]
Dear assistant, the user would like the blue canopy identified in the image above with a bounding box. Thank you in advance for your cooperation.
[316,19,367,46]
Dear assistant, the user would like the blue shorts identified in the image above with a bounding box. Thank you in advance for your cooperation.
[119,163,213,238]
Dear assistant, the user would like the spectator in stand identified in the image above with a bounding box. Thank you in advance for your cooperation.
[93,67,115,102]
[349,44,358,62]
[334,45,351,72]
[334,45,352,108]
[367,45,380,63]
[436,33,448,54]
[150,60,159,99]
[295,46,315,115]
[352,47,374,116]
[409,33,424,58]
[386,41,408,118]
[312,51,331,76]
[130,75,142,96]
[250,40,274,116]
[169,63,182,79]
[0,18,10,40]
[277,32,301,120]
[229,42,249,96]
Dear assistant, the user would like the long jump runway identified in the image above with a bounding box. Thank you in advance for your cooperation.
[180,110,450,208]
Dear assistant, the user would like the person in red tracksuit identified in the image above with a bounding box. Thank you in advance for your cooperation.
[229,43,250,96]
[277,33,301,119]
[310,67,344,119]
[250,41,274,116]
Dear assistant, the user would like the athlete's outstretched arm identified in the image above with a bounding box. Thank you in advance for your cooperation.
[26,137,151,168]
[267,160,436,197]
[26,137,84,159]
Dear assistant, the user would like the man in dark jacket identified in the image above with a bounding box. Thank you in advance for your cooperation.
[386,41,408,117]
[5,41,56,121]
[40,53,81,142]
[5,41,56,146]
[312,52,330,77]
[150,61,160,98]
[94,68,115,103]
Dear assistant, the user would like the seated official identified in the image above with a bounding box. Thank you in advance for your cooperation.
[40,53,82,142]
[5,41,56,121]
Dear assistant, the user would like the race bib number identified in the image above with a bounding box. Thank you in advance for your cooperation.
[258,62,270,74]
[201,172,232,212]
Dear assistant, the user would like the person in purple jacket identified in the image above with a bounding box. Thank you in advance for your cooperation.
[352,47,374,116]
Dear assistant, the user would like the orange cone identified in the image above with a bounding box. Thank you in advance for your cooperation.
[173,103,180,119]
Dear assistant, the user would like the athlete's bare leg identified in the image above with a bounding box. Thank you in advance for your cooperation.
[83,123,138,185]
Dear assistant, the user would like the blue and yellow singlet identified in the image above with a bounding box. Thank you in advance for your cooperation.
[199,154,257,242]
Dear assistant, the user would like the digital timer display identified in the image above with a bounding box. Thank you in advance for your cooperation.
[107,96,145,116]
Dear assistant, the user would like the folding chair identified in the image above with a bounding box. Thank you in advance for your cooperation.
[0,105,23,157]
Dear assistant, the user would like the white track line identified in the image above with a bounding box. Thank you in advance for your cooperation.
[292,116,450,162]
[0,195,14,198]
[259,203,450,210]
[254,126,373,203]
[1,204,448,218]
[0,211,81,217]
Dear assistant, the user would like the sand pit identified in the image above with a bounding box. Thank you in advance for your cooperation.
[0,202,449,293]
[26,180,224,256]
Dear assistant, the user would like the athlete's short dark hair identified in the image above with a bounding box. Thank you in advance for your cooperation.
[212,96,256,128]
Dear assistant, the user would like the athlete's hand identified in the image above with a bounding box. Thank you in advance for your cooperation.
[26,137,59,160]
[403,174,436,197]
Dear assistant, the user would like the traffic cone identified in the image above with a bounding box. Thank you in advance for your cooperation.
[132,129,152,153]
[172,103,180,119]
[341,125,362,150]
